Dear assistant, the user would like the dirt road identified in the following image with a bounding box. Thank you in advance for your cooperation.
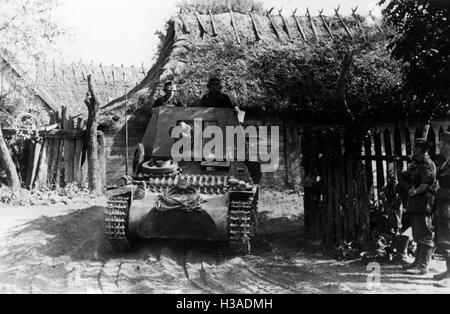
[0,190,448,294]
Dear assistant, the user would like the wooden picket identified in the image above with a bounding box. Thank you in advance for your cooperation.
[1,106,107,190]
[303,121,450,244]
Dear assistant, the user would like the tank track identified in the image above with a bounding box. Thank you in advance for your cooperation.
[228,194,258,255]
[136,174,231,195]
[105,197,132,253]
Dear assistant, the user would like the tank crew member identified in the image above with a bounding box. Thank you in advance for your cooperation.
[153,81,185,108]
[433,131,450,287]
[403,138,437,275]
[200,77,240,113]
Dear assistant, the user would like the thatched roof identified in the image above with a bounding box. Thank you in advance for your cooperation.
[36,62,148,117]
[101,10,401,125]
[1,47,149,119]
[0,49,60,113]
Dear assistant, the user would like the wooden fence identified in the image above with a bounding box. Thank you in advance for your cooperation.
[303,121,450,244]
[3,107,106,190]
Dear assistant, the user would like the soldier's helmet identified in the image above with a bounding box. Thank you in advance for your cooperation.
[207,77,222,88]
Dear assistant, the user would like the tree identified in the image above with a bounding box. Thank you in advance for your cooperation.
[0,0,66,127]
[177,0,265,15]
[381,0,450,122]
[0,0,66,68]
[0,0,65,189]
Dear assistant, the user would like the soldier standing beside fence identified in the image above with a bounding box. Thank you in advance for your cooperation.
[402,139,437,275]
[433,132,450,287]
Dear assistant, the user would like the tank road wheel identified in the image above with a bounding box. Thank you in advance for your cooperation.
[228,191,259,256]
[105,197,132,253]
[133,144,145,176]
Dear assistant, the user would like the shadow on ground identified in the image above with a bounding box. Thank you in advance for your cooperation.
[3,205,445,294]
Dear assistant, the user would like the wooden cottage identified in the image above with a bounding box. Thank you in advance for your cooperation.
[99,9,398,189]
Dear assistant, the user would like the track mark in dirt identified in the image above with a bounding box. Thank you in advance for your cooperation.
[115,260,123,289]
[183,248,217,294]
[245,266,297,293]
[97,261,106,294]
[158,245,205,294]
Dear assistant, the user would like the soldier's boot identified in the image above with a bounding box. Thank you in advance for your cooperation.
[403,244,420,271]
[434,251,450,282]
[396,235,411,265]
[406,244,433,275]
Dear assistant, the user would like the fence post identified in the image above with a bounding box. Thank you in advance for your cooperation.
[97,131,106,191]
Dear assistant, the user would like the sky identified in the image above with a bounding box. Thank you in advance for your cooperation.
[55,0,383,66]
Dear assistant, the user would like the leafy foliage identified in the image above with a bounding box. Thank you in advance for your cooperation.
[381,0,450,119]
[0,0,66,127]
[177,0,265,15]
[0,0,66,66]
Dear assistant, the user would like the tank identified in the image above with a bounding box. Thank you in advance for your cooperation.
[105,107,261,255]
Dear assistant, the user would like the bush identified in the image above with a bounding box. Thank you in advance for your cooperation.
[0,186,30,206]
[0,183,95,208]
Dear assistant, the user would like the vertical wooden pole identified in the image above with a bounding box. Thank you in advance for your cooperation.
[292,9,308,43]
[351,7,366,40]
[364,134,374,193]
[64,119,76,185]
[0,125,21,190]
[306,8,319,42]
[84,75,103,195]
[356,161,371,241]
[25,139,42,189]
[405,127,413,156]
[100,63,108,85]
[427,126,437,157]
[71,63,78,86]
[74,118,84,184]
[229,8,241,44]
[320,159,327,241]
[334,156,343,243]
[194,9,208,38]
[35,139,49,190]
[384,129,395,182]
[179,9,191,34]
[394,125,403,174]
[267,8,281,41]
[346,157,356,241]
[279,9,293,42]
[341,156,348,241]
[335,7,354,40]
[326,156,334,243]
[319,10,334,40]
[249,12,262,41]
[209,10,218,37]
[374,130,384,199]
[97,131,106,190]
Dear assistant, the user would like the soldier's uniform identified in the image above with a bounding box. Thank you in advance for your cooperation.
[199,92,234,109]
[404,146,437,274]
[153,81,185,108]
[153,94,184,108]
[433,133,450,286]
[199,77,236,110]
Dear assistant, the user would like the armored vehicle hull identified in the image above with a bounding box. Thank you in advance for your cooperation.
[105,108,261,255]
